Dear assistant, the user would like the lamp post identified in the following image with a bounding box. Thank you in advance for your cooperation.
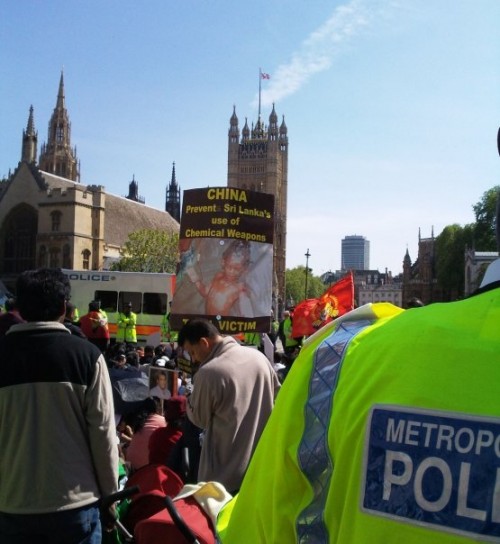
[305,248,311,299]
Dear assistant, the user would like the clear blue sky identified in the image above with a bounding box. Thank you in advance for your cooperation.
[2,0,499,276]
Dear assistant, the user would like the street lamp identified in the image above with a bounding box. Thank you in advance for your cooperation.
[305,248,311,299]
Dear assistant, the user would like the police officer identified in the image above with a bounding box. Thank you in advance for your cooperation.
[161,301,178,345]
[116,301,137,347]
[217,196,500,543]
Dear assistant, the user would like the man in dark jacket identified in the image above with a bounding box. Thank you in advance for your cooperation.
[0,268,118,543]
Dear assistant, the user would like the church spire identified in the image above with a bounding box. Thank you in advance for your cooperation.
[165,162,181,222]
[38,72,79,181]
[21,105,38,163]
[56,70,65,110]
[171,162,177,188]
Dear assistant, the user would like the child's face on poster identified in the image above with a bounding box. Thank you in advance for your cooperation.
[223,254,247,281]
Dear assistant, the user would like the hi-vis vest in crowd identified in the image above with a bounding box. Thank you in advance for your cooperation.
[217,288,500,543]
[116,311,137,343]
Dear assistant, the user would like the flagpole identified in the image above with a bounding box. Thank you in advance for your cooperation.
[305,249,311,299]
[258,67,262,119]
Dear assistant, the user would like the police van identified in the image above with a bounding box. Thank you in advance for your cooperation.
[63,270,176,344]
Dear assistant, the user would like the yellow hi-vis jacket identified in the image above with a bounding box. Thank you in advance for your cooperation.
[116,311,137,343]
[217,289,500,543]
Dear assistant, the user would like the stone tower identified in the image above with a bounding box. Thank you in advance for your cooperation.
[401,227,448,305]
[21,105,38,164]
[165,162,181,222]
[227,104,288,314]
[38,72,80,181]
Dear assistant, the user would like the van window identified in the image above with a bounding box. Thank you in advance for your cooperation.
[143,292,167,316]
[95,290,118,313]
[119,292,142,313]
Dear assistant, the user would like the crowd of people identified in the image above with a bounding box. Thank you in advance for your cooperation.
[3,218,499,543]
[0,268,285,542]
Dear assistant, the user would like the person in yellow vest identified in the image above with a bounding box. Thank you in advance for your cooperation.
[116,301,137,347]
[161,302,178,344]
[217,252,500,543]
[278,310,300,355]
[243,331,261,349]
[268,310,280,348]
[71,305,80,323]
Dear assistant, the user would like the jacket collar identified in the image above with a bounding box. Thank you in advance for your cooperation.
[6,321,70,335]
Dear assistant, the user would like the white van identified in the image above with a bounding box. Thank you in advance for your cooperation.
[63,270,175,344]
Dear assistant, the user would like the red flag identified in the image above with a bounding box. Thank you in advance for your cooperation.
[290,298,318,338]
[292,272,354,337]
[260,72,270,79]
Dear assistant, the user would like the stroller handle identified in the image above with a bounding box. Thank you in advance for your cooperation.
[100,485,140,508]
[164,496,202,544]
[100,485,140,543]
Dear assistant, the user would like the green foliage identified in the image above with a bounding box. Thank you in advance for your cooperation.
[111,229,179,273]
[285,266,326,306]
[435,224,474,299]
[435,186,499,299]
[472,185,500,250]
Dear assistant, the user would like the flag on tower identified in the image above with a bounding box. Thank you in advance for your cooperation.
[261,72,271,80]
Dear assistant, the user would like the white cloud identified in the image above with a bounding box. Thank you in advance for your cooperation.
[255,0,397,107]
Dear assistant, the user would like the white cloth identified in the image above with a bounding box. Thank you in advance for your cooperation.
[174,481,232,530]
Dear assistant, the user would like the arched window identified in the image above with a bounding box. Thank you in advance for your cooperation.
[51,211,62,232]
[1,205,37,273]
[82,249,91,270]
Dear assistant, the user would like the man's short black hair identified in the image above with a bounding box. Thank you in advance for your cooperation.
[16,268,70,322]
[178,318,220,346]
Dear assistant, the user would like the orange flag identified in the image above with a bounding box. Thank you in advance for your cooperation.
[292,272,354,337]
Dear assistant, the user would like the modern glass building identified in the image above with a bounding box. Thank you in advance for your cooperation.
[341,235,370,270]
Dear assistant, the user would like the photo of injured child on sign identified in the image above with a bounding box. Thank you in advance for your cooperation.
[170,187,275,333]
[172,238,273,323]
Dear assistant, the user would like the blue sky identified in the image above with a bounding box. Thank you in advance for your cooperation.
[2,0,499,277]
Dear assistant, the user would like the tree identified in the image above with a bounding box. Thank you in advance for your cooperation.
[285,266,326,307]
[111,229,179,273]
[435,224,474,300]
[472,185,500,250]
[434,186,499,300]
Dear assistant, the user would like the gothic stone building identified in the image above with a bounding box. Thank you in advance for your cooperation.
[401,229,448,306]
[0,73,179,291]
[227,105,288,313]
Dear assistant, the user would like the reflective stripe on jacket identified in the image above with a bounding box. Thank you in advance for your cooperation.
[218,291,500,543]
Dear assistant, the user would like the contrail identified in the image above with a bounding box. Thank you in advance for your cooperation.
[257,0,399,108]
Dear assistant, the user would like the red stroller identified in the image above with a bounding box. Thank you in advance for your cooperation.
[120,463,216,544]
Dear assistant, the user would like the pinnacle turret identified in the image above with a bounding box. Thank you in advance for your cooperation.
[165,162,181,222]
[21,105,38,163]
